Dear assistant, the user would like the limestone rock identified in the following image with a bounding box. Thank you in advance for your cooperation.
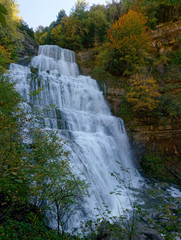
[17,34,39,66]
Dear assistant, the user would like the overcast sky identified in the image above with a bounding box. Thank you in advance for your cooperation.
[16,0,109,30]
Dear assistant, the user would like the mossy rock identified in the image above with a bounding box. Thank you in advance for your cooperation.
[30,67,38,75]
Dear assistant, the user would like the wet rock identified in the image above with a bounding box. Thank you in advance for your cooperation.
[135,222,164,240]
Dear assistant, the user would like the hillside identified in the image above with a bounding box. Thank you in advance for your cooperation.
[76,19,181,183]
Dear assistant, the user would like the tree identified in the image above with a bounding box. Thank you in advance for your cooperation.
[126,74,160,112]
[29,129,88,235]
[39,31,48,45]
[0,0,23,60]
[51,0,90,50]
[55,9,66,26]
[18,20,35,39]
[0,77,30,217]
[0,3,8,24]
[107,10,150,75]
[123,0,181,28]
[0,44,12,74]
[87,5,108,46]
[106,0,123,24]
[34,25,45,43]
[71,0,88,16]
[51,13,88,50]
[51,22,67,48]
[0,74,88,235]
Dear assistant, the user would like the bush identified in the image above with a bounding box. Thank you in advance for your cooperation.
[157,93,181,118]
[169,49,181,66]
[0,217,61,240]
[141,154,164,176]
[126,74,160,113]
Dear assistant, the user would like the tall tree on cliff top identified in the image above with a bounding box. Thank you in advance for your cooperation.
[107,10,150,74]
[123,0,181,28]
[97,10,150,75]
[51,0,89,50]
[87,5,109,46]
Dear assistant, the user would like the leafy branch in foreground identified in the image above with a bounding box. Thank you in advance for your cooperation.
[0,3,8,25]
[29,129,89,235]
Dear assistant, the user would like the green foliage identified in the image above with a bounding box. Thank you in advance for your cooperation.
[96,46,126,75]
[126,74,160,113]
[141,154,164,176]
[142,0,181,28]
[0,3,8,24]
[0,76,88,236]
[99,10,151,75]
[141,184,181,240]
[55,10,66,27]
[0,0,23,61]
[18,20,35,39]
[106,1,122,24]
[77,206,138,240]
[0,217,61,240]
[34,0,181,50]
[157,93,181,118]
[32,0,181,50]
[0,44,12,74]
[87,5,108,46]
[119,95,133,122]
[123,0,181,29]
[141,154,179,182]
[0,77,29,208]
[29,129,88,233]
[49,0,89,50]
[169,49,181,65]
[34,26,44,43]
[36,1,121,50]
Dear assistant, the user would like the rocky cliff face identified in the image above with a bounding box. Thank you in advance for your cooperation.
[17,34,39,66]
[150,19,181,55]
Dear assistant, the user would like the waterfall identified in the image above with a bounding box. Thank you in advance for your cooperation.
[8,45,142,230]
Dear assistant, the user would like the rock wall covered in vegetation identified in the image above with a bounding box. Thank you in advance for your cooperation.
[17,34,39,66]
[76,19,181,182]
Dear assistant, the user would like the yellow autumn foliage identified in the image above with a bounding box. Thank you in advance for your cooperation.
[0,0,23,52]
[127,74,160,112]
[0,43,12,73]
[39,32,48,45]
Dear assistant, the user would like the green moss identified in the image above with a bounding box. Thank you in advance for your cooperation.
[0,217,62,240]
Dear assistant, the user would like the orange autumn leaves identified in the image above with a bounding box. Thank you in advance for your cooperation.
[96,10,151,76]
[108,10,149,51]
[107,11,160,112]
[107,10,150,75]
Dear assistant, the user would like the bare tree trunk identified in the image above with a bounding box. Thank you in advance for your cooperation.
[164,166,181,181]
[56,203,60,235]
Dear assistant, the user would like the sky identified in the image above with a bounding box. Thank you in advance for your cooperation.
[16,0,109,30]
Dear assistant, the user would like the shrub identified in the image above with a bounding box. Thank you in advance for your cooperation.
[126,74,160,113]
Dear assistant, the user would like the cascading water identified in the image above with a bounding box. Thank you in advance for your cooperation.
[8,45,142,230]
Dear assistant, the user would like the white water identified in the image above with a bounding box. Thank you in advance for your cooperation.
[8,45,142,230]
